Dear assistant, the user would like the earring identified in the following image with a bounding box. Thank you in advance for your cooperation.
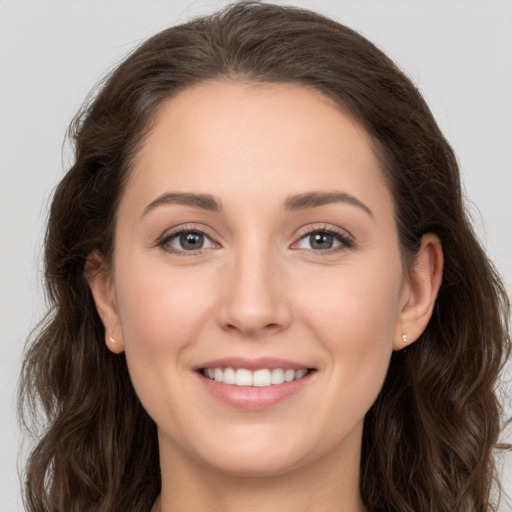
[401,333,408,344]
[109,336,116,343]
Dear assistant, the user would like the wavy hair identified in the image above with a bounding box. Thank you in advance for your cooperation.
[19,2,510,511]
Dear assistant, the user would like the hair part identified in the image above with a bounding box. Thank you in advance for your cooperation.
[19,2,511,511]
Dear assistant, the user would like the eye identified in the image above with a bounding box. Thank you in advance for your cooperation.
[160,229,216,253]
[294,228,353,252]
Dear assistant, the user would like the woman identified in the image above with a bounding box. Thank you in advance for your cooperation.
[18,2,510,511]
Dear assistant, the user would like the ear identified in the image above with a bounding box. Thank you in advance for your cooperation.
[85,252,124,354]
[393,233,443,351]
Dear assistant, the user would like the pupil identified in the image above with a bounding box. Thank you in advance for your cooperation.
[310,233,333,250]
[180,232,203,250]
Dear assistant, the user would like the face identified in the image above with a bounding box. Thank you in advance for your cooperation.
[99,82,413,478]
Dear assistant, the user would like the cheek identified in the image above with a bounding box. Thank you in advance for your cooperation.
[116,259,214,350]
[299,257,402,349]
[113,260,216,415]
[296,259,402,423]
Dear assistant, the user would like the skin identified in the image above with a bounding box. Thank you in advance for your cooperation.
[87,81,443,512]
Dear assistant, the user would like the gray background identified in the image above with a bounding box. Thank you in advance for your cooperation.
[1,1,511,510]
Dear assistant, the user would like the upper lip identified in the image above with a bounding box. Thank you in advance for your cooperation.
[195,357,312,371]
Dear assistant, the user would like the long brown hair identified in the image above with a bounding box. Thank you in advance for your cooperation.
[19,2,510,511]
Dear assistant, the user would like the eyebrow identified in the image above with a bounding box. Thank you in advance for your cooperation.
[142,192,222,217]
[141,190,373,218]
[284,191,374,218]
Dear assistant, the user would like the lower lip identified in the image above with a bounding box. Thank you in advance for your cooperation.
[197,372,314,410]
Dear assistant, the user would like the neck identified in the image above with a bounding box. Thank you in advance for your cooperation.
[156,431,365,512]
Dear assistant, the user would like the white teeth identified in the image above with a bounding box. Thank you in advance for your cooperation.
[253,369,271,387]
[223,367,236,385]
[284,368,295,382]
[295,369,307,380]
[202,367,310,386]
[271,368,285,385]
[235,368,253,386]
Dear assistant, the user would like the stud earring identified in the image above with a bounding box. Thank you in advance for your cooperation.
[109,336,116,343]
[401,333,408,344]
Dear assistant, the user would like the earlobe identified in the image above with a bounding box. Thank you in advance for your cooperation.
[393,234,443,351]
[85,252,124,354]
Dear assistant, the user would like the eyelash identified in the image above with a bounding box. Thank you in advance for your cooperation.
[156,224,354,256]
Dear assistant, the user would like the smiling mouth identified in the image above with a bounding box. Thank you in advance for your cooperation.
[199,367,315,387]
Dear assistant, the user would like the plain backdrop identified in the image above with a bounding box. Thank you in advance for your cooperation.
[1,1,511,511]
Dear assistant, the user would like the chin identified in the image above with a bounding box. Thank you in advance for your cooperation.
[185,424,332,478]
[202,448,308,478]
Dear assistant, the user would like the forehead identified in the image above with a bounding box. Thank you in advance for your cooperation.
[124,81,394,219]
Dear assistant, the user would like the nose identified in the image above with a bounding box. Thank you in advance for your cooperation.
[215,244,292,339]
